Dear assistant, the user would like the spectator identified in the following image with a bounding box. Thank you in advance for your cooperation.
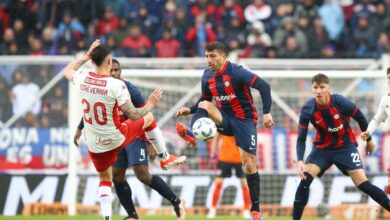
[174,8,191,43]
[278,36,306,58]
[318,0,344,43]
[41,24,55,54]
[240,21,272,58]
[13,19,28,49]
[133,5,159,38]
[0,28,14,54]
[376,32,390,57]
[121,24,152,57]
[105,35,123,57]
[29,37,44,55]
[123,0,144,21]
[321,44,336,58]
[10,70,41,117]
[155,30,181,57]
[96,7,119,37]
[0,75,11,121]
[293,0,318,25]
[350,15,377,58]
[378,0,390,32]
[99,0,126,18]
[269,2,294,36]
[274,16,308,56]
[351,0,377,29]
[55,11,84,51]
[112,17,130,44]
[244,0,272,32]
[190,0,217,24]
[217,0,245,27]
[185,14,216,56]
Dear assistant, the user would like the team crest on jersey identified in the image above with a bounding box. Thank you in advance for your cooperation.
[224,81,230,87]
[334,114,340,119]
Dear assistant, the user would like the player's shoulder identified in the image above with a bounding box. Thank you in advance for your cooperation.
[331,93,352,104]
[301,98,315,115]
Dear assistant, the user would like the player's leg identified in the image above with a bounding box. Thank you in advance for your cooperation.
[191,100,223,127]
[112,147,139,220]
[347,169,390,211]
[142,112,186,169]
[292,163,321,220]
[237,165,251,219]
[97,167,113,220]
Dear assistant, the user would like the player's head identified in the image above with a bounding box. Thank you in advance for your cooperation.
[110,58,121,79]
[205,41,228,73]
[91,45,112,69]
[311,73,330,105]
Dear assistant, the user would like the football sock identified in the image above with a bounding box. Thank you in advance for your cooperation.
[150,175,180,207]
[242,185,251,210]
[212,180,223,208]
[144,120,169,160]
[358,180,390,211]
[113,181,138,218]
[98,181,112,219]
[293,172,314,220]
[190,108,209,128]
[246,172,260,212]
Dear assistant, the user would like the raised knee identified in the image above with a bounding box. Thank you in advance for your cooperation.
[242,158,256,174]
[112,173,126,186]
[198,101,211,110]
[136,172,151,185]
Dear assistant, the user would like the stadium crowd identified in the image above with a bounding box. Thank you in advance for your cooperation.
[0,0,389,127]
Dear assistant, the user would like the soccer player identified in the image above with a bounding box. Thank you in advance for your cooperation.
[175,41,273,220]
[63,39,178,220]
[293,73,390,220]
[361,67,390,194]
[207,133,251,219]
[73,59,186,220]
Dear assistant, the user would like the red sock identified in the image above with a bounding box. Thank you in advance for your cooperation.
[242,185,251,210]
[211,180,223,208]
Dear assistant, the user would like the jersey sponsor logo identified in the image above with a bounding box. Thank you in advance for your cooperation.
[224,81,230,87]
[95,136,112,145]
[214,93,237,101]
[333,114,340,119]
[84,77,107,87]
[328,124,344,133]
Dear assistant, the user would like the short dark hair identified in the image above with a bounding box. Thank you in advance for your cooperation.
[91,45,111,67]
[205,41,227,56]
[112,58,120,66]
[312,73,329,84]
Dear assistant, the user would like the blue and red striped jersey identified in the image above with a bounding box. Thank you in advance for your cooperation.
[296,93,369,160]
[199,61,271,125]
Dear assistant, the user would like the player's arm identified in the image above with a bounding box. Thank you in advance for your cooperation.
[362,96,388,140]
[120,88,162,120]
[73,118,84,146]
[296,110,310,179]
[63,39,100,81]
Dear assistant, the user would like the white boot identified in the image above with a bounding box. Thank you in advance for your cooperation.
[206,207,216,218]
[243,209,251,219]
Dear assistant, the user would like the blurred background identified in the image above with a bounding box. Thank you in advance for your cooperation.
[0,0,390,219]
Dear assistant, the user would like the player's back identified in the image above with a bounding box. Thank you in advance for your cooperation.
[73,70,130,153]
[218,135,241,163]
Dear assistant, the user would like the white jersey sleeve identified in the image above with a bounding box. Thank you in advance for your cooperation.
[112,81,130,106]
[367,94,390,135]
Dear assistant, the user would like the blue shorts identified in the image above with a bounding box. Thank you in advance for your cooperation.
[306,144,363,177]
[217,111,257,155]
[113,138,149,167]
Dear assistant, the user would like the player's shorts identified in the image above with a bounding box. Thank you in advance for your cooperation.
[217,111,257,155]
[89,118,145,172]
[217,161,244,178]
[306,144,363,177]
[113,138,149,167]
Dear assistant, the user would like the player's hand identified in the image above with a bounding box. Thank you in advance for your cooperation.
[84,39,101,60]
[73,129,82,147]
[360,131,370,141]
[148,88,163,105]
[263,113,274,128]
[175,107,191,117]
[146,143,156,161]
[296,160,306,180]
[366,140,376,154]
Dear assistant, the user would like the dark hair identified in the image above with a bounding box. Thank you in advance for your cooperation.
[205,41,227,56]
[112,58,120,66]
[91,45,111,67]
[387,67,390,75]
[312,73,329,84]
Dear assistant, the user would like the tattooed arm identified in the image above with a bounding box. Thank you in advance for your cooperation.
[120,88,163,120]
[63,39,101,81]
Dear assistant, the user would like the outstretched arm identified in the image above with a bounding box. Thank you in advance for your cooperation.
[63,39,101,81]
[120,88,162,120]
[296,112,309,179]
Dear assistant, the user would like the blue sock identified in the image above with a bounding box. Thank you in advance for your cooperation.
[190,108,209,128]
[113,181,138,218]
[358,181,390,211]
[150,175,182,217]
[246,172,260,212]
[293,172,313,220]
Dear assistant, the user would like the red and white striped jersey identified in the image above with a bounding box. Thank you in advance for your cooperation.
[72,70,130,153]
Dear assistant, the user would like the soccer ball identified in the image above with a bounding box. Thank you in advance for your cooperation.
[192,117,217,142]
